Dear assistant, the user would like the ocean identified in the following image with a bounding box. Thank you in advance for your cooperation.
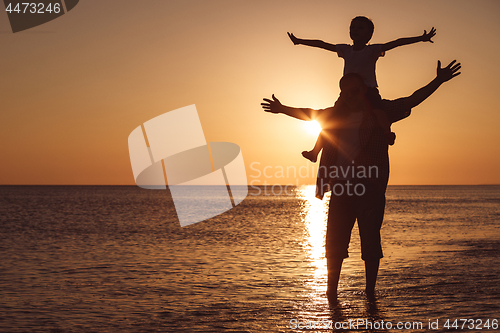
[0,185,499,332]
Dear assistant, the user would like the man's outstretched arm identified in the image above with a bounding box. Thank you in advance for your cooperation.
[406,60,461,109]
[261,94,324,121]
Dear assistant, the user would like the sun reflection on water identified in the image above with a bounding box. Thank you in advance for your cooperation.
[296,185,330,295]
[295,186,362,323]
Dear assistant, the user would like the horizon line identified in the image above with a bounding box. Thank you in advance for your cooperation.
[1,184,499,186]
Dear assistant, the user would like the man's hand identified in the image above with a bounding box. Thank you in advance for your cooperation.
[261,94,283,114]
[421,27,436,43]
[437,60,461,83]
[288,32,300,45]
[406,59,462,108]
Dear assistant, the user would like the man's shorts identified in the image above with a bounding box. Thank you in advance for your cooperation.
[325,181,386,261]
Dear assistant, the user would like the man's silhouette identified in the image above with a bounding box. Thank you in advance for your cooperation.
[262,60,461,300]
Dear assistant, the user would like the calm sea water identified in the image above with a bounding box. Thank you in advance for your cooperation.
[0,185,499,332]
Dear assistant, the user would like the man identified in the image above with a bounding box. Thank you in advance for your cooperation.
[261,60,461,300]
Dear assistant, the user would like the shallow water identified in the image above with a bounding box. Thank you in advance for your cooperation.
[0,185,499,332]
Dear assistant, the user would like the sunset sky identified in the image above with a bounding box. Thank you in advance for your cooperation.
[1,0,499,185]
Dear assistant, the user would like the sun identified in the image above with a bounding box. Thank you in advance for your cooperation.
[304,120,322,136]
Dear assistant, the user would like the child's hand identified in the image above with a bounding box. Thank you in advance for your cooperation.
[421,27,436,43]
[288,32,300,45]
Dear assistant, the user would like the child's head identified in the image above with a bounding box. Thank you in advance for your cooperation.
[350,16,374,44]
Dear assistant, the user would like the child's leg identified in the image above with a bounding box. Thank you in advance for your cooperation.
[373,109,396,146]
[302,130,324,163]
[373,108,390,129]
[366,88,396,146]
[365,87,382,109]
[311,131,324,156]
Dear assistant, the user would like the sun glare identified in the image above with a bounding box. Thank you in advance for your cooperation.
[297,185,329,295]
[304,120,322,136]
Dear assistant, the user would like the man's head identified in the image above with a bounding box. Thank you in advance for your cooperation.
[339,73,367,108]
[350,16,374,44]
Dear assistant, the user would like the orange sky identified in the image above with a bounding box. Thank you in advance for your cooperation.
[1,0,500,185]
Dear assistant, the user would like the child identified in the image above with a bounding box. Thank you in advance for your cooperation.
[289,16,436,162]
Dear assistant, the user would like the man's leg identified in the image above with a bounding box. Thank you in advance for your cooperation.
[326,187,356,298]
[326,257,344,298]
[365,259,380,298]
[357,184,386,298]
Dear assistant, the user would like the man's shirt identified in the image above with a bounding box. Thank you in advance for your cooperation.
[315,98,411,199]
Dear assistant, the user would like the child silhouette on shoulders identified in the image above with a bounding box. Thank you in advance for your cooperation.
[289,16,435,162]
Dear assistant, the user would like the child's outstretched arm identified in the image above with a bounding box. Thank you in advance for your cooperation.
[381,27,436,52]
[288,32,337,52]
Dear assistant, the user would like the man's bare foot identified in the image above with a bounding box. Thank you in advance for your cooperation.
[326,288,338,302]
[302,150,317,163]
[365,288,376,301]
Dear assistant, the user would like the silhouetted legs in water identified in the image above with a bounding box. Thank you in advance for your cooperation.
[326,258,380,301]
